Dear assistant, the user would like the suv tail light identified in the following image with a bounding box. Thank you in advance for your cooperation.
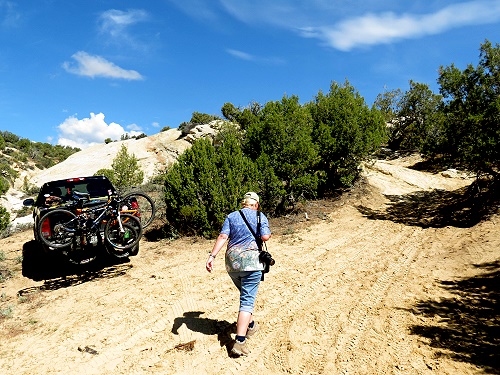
[41,217,51,238]
[130,198,139,209]
[130,197,140,217]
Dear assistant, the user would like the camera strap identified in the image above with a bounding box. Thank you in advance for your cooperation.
[238,210,266,252]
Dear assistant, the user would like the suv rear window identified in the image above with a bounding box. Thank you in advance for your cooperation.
[36,176,115,206]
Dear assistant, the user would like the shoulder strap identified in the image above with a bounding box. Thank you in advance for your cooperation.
[239,209,256,238]
[239,210,263,250]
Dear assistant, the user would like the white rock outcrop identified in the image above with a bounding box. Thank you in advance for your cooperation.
[2,121,226,226]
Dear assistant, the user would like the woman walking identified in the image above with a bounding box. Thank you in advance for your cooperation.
[206,192,272,356]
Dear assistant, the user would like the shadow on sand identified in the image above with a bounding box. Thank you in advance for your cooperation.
[171,311,237,356]
[407,260,500,373]
[19,240,132,295]
[356,168,499,372]
[356,178,499,228]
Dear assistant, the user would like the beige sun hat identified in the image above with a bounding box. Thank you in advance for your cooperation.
[243,191,260,203]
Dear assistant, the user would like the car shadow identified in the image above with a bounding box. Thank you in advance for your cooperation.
[20,240,132,291]
[406,260,500,373]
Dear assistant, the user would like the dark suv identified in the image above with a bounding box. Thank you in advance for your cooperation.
[23,175,139,263]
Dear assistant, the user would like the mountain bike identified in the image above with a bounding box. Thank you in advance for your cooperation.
[118,191,156,229]
[37,194,143,264]
[62,189,156,229]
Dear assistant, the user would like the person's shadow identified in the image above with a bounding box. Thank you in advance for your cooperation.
[172,311,236,355]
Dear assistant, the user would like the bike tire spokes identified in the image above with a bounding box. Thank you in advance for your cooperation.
[104,214,142,252]
[38,209,78,249]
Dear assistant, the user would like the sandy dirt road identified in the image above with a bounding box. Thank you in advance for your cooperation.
[1,155,498,375]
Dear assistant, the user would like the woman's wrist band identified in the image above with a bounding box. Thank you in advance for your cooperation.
[208,254,216,259]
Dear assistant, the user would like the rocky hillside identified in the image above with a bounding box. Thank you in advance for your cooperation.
[1,122,221,228]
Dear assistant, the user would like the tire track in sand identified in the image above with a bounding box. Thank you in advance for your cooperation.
[284,224,418,375]
[221,216,395,375]
[64,268,205,374]
[326,227,422,375]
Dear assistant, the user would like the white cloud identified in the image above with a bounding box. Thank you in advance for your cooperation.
[165,0,219,21]
[98,8,151,50]
[62,51,143,80]
[126,123,142,132]
[99,9,149,36]
[57,112,143,149]
[227,49,255,61]
[218,0,500,51]
[226,49,285,65]
[0,0,21,28]
[300,1,500,50]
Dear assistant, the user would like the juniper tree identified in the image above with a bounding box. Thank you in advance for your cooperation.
[164,130,259,238]
[438,40,500,179]
[307,80,387,191]
[95,144,144,189]
[243,95,319,209]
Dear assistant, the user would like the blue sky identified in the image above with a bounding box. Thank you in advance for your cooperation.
[1,0,499,149]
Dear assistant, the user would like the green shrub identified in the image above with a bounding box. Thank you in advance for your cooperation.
[94,168,114,181]
[190,111,220,124]
[0,161,19,184]
[164,131,258,238]
[133,133,148,140]
[243,95,319,210]
[253,153,286,212]
[95,145,144,190]
[112,145,144,188]
[375,81,443,152]
[307,80,387,191]
[0,205,9,232]
[0,305,14,318]
[160,82,392,236]
[0,131,19,144]
[437,40,500,178]
[0,177,9,196]
[22,176,39,195]
[221,101,261,131]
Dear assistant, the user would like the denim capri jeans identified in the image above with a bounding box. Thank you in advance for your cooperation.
[228,270,261,313]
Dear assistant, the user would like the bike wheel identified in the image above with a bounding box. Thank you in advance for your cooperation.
[37,209,77,249]
[104,214,142,252]
[120,192,156,229]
